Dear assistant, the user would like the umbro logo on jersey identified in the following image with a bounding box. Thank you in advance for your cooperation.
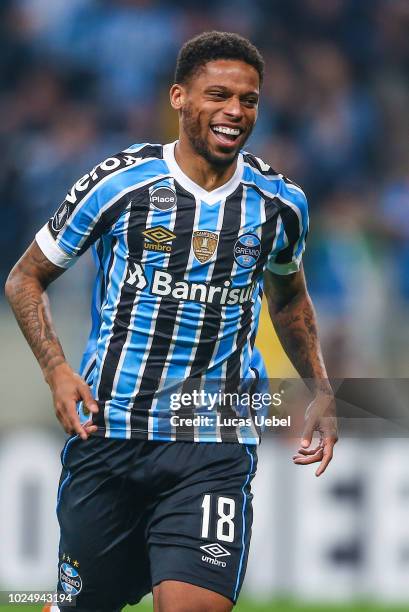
[149,186,177,211]
[192,230,219,264]
[142,226,176,253]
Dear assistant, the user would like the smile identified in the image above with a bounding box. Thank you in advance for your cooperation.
[210,124,242,145]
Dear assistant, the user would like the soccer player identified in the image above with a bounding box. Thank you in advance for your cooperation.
[6,32,337,612]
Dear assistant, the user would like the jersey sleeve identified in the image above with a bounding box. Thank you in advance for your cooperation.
[266,181,309,275]
[35,150,140,268]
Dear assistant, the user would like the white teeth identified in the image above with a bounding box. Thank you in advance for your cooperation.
[213,126,240,136]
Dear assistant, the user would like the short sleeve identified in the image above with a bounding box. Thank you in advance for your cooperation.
[35,151,140,268]
[266,182,309,275]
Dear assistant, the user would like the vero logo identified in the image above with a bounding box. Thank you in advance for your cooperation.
[200,543,230,559]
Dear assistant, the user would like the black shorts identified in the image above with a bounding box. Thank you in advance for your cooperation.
[56,436,258,610]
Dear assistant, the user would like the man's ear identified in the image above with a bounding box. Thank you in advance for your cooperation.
[170,84,186,110]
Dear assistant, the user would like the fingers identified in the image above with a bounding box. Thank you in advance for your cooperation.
[55,400,94,441]
[293,447,323,466]
[66,402,88,440]
[301,417,315,449]
[51,371,99,440]
[83,420,98,435]
[296,391,338,474]
[295,443,323,456]
[73,419,89,441]
[293,437,337,475]
[78,381,99,414]
[315,439,337,477]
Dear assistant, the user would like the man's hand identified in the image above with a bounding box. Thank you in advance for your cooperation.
[46,363,99,441]
[5,241,99,440]
[292,391,338,477]
[264,268,338,476]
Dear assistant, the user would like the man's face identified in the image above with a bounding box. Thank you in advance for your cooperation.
[171,59,260,167]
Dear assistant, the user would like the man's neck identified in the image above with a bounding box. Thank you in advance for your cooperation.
[174,137,238,192]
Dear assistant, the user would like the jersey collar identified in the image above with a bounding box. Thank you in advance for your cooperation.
[163,141,244,205]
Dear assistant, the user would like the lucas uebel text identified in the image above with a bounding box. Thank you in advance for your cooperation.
[170,413,291,428]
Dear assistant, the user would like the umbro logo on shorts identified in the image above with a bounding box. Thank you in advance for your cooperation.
[200,543,230,558]
[200,543,230,568]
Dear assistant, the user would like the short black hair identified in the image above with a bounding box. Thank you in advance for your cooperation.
[174,31,264,86]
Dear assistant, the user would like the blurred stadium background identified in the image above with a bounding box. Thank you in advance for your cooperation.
[1,0,409,610]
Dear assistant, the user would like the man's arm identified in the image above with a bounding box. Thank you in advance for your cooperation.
[264,266,337,476]
[5,240,98,440]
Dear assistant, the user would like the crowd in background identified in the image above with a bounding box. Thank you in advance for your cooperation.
[1,0,409,376]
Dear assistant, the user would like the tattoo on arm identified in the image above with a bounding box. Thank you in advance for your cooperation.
[5,242,67,381]
[265,271,330,393]
[272,298,320,377]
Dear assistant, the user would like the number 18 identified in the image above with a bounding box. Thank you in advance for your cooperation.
[201,494,236,543]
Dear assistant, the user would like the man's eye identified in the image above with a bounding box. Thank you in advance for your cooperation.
[242,99,258,107]
[208,92,226,99]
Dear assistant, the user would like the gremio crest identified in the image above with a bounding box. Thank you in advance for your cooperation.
[192,230,219,263]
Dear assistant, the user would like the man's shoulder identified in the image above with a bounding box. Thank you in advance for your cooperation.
[105,142,166,185]
[96,142,164,176]
[65,143,166,209]
[122,142,164,160]
[241,150,307,207]
[109,142,165,177]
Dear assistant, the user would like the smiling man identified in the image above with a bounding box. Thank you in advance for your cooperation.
[6,31,337,612]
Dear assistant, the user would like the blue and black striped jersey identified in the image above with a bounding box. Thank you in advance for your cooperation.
[36,142,309,444]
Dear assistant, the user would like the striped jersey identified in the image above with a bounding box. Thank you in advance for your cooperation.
[36,141,309,444]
